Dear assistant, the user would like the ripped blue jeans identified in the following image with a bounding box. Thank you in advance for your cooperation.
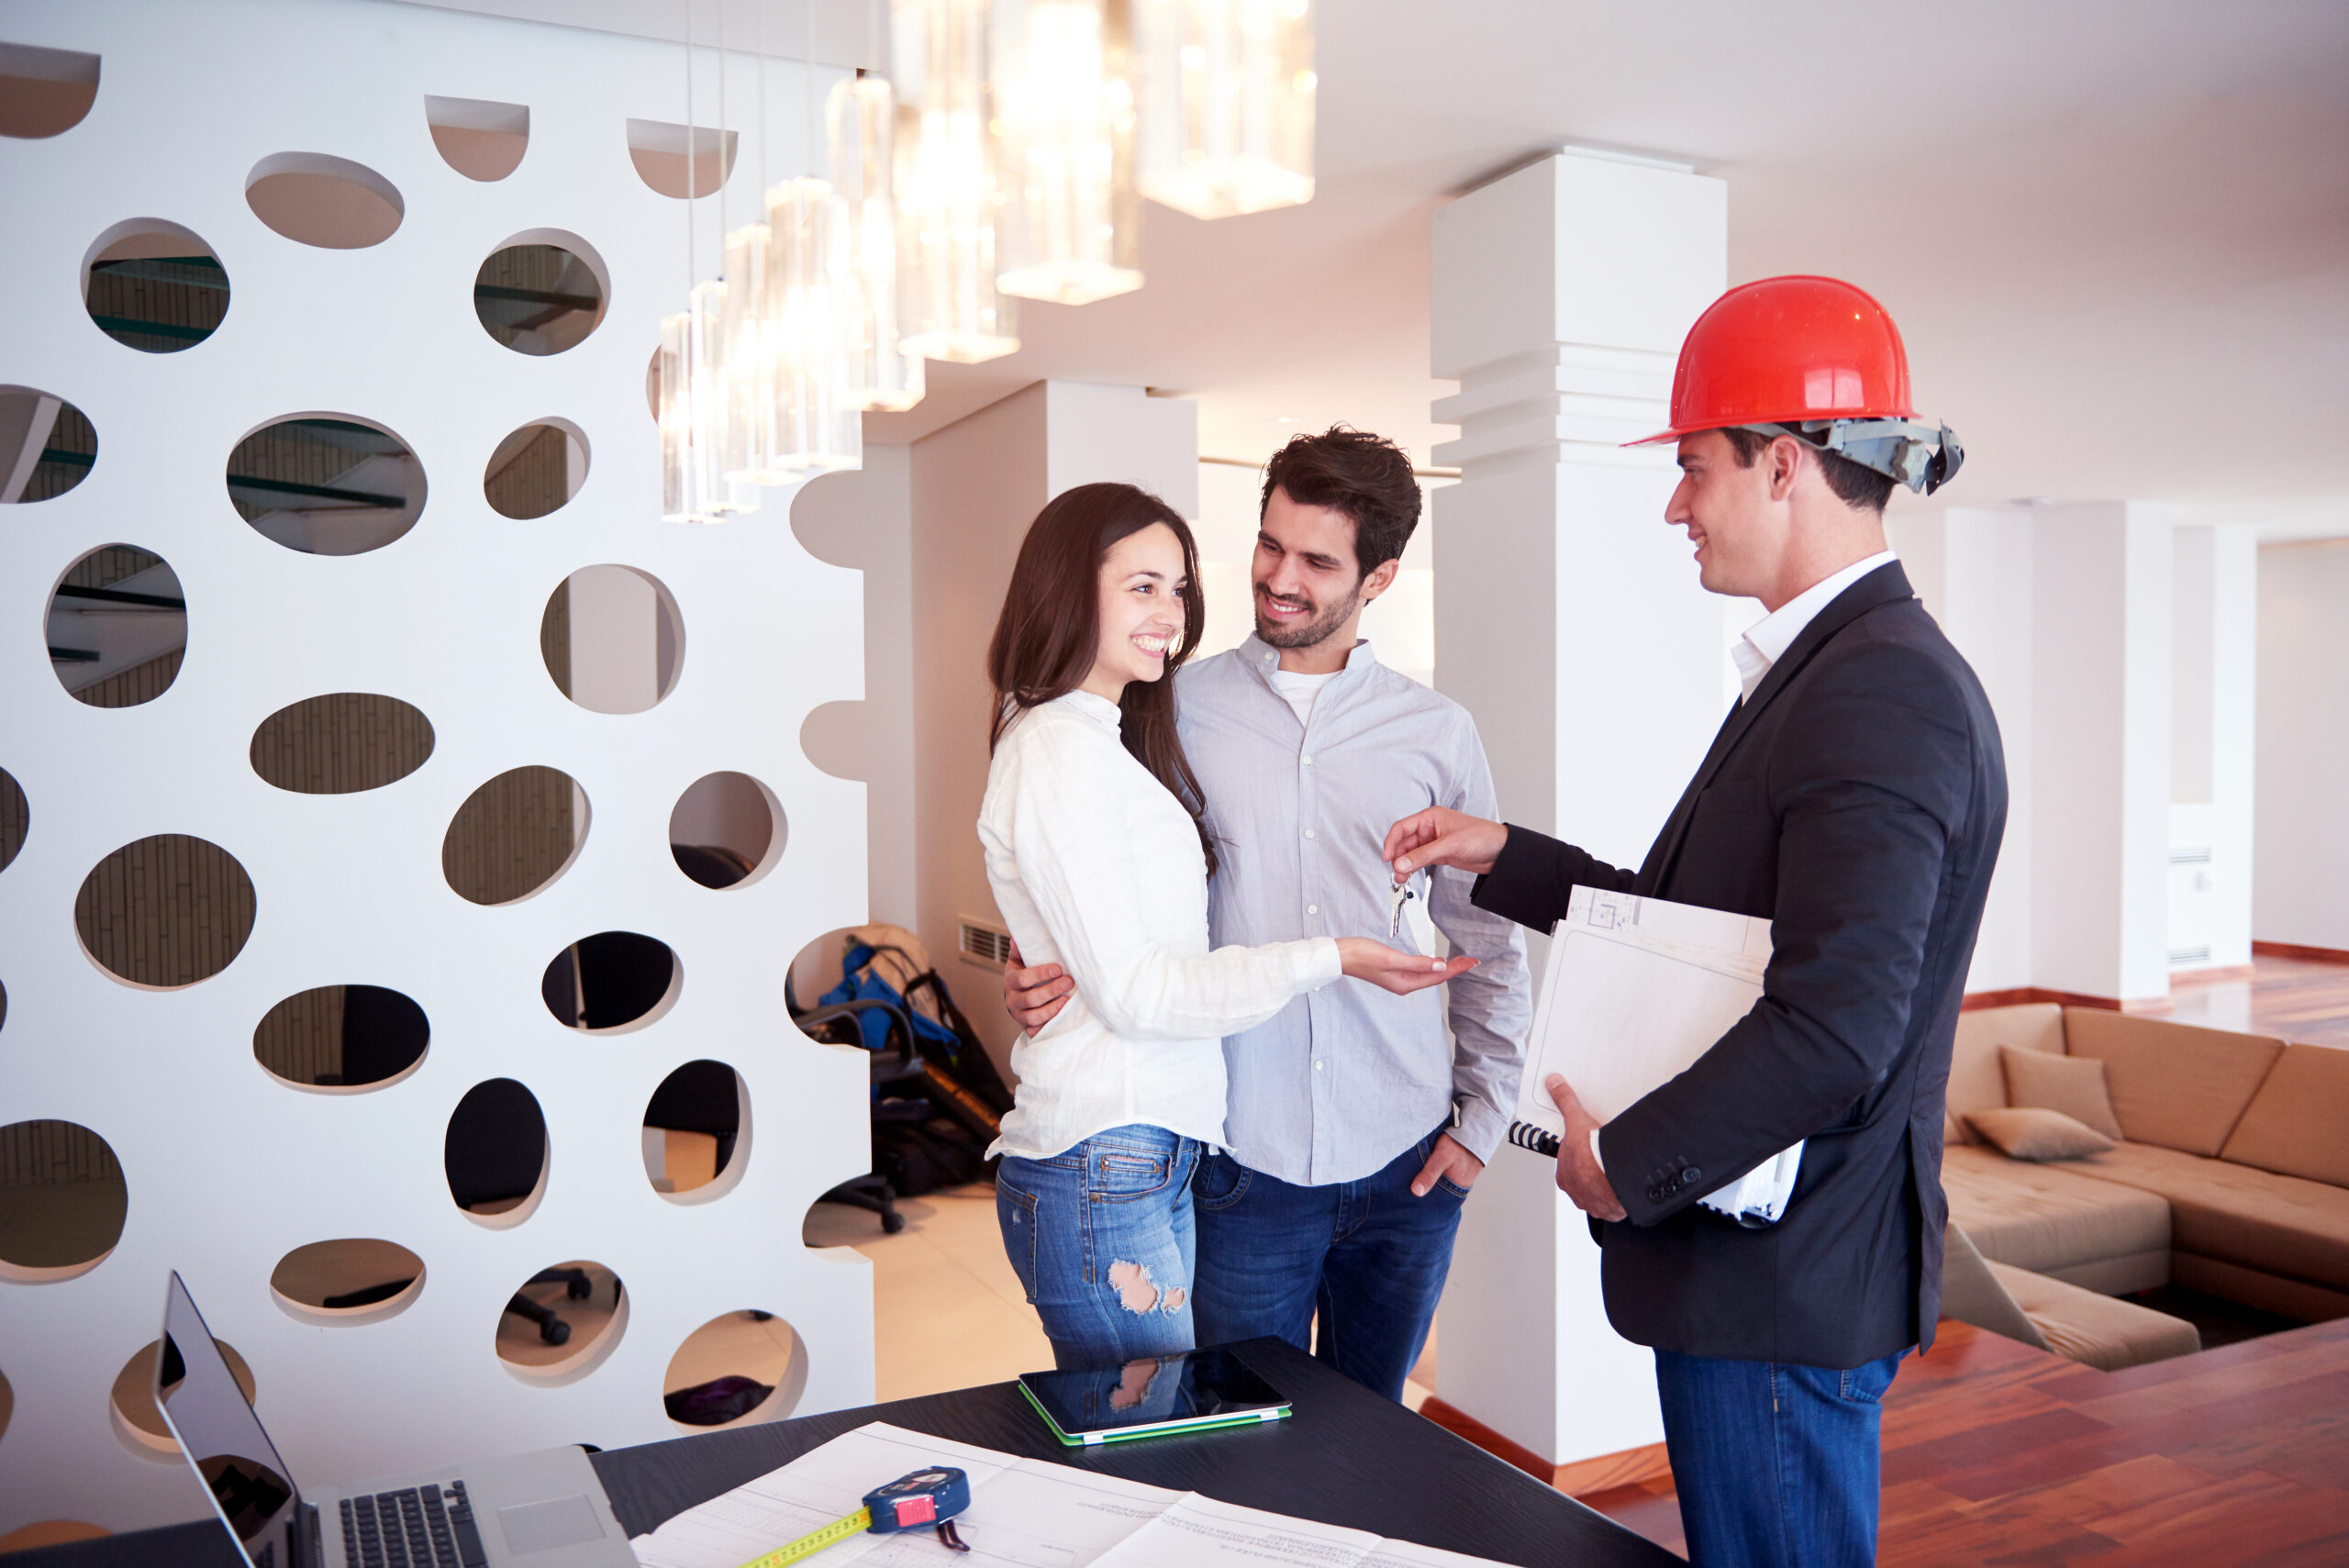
[996,1124,1199,1371]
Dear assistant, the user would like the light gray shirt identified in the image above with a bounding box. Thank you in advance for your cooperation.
[1176,635,1533,1184]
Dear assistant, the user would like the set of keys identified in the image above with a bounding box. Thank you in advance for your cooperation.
[1387,870,1421,941]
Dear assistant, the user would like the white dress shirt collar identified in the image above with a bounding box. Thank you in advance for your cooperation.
[1732,550,1899,700]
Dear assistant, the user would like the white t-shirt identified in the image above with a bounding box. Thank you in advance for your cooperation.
[1268,666,1341,728]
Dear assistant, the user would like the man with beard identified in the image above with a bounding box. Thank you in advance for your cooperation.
[1004,427,1531,1401]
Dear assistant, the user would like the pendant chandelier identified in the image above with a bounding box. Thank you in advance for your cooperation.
[1135,0,1316,219]
[892,0,1019,362]
[660,0,1317,520]
[993,0,1142,305]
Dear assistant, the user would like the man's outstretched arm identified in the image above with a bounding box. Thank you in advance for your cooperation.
[1386,807,1635,935]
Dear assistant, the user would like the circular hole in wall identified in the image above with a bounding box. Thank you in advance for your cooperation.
[441,765,587,906]
[83,220,227,352]
[250,692,435,794]
[228,414,425,556]
[76,835,253,988]
[271,1239,427,1323]
[254,984,429,1090]
[48,545,184,706]
[663,1310,806,1429]
[113,1335,258,1456]
[1,385,96,503]
[496,1261,626,1384]
[669,773,785,888]
[475,235,607,355]
[0,1120,127,1281]
[425,95,529,182]
[625,118,738,199]
[244,151,404,249]
[541,933,679,1032]
[0,42,101,139]
[445,1078,548,1226]
[643,1061,750,1199]
[484,419,589,519]
[1,765,25,873]
[540,565,685,714]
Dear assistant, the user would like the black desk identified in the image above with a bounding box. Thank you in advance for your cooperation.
[23,1339,1673,1567]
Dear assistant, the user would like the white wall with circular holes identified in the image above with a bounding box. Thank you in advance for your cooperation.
[0,0,875,1534]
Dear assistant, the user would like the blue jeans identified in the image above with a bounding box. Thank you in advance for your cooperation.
[1191,1126,1467,1402]
[996,1125,1200,1370]
[1653,1345,1909,1568]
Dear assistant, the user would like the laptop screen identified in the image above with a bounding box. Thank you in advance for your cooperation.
[157,1272,304,1568]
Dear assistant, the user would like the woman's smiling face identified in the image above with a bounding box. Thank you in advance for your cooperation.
[1083,521,1188,702]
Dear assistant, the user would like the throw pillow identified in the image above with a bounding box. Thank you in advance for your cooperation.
[2001,1046,2125,1141]
[1965,1106,2117,1162]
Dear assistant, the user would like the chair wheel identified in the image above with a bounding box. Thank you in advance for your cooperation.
[541,1319,571,1346]
[881,1211,907,1234]
[565,1274,593,1300]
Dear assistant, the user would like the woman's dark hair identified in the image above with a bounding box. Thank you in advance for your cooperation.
[987,482,1217,877]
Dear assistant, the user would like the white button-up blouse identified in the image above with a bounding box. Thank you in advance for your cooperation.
[977,690,1342,1161]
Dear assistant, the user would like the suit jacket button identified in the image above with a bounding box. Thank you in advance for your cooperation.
[1646,1185,1664,1202]
[1686,1167,1703,1184]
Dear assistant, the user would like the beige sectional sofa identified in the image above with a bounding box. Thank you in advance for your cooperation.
[1943,1003,2349,1345]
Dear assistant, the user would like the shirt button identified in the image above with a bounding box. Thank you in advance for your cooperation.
[1303,828,1316,840]
[1307,905,1319,915]
[1302,754,1313,765]
[1314,1061,1324,1071]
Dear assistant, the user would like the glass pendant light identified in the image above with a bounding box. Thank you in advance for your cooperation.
[658,281,734,521]
[829,75,926,412]
[993,0,1142,304]
[1135,0,1315,219]
[766,176,862,473]
[719,218,790,486]
[892,0,1019,362]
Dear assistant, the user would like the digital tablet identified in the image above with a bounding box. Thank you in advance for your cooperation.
[1017,1348,1291,1447]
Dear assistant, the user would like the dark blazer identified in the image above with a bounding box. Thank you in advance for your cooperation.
[1473,562,2006,1368]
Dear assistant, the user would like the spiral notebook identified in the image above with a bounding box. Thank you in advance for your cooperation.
[1508,885,1801,1227]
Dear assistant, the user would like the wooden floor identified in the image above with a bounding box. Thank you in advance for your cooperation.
[2154,951,2349,1049]
[1580,1318,2349,1565]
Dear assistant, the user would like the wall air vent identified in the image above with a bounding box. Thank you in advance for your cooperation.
[958,916,1014,969]
[2167,945,2212,966]
[2169,847,2212,865]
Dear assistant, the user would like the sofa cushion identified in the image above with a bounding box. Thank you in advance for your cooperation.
[1941,1142,2170,1279]
[2220,1043,2349,1189]
[1987,1259,2201,1371]
[1946,1004,2065,1143]
[2071,1140,2349,1296]
[2060,1009,2283,1156]
[2001,1048,2124,1140]
[1966,1106,2116,1162]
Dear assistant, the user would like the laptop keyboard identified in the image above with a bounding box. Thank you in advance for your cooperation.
[339,1481,486,1568]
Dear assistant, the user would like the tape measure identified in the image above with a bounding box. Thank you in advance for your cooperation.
[737,1466,973,1566]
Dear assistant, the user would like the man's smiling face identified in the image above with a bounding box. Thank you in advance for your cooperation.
[1252,485,1385,651]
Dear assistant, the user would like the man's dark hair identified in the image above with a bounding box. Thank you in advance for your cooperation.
[1720,426,1896,514]
[1260,426,1421,577]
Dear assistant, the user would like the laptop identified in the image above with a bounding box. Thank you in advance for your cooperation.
[153,1271,637,1568]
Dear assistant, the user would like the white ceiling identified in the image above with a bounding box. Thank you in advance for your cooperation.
[408,0,2349,532]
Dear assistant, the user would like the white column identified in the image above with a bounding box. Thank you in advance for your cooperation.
[1890,509,2037,994]
[2031,505,2173,1002]
[2167,525,2258,972]
[1429,151,1725,1466]
[2253,539,2349,951]
[907,383,1197,1076]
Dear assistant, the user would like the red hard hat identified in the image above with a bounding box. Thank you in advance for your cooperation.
[1631,275,1916,446]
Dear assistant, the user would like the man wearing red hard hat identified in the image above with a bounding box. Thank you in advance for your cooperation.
[1386,277,2006,1568]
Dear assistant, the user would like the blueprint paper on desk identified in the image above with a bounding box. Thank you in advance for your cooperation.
[629,1420,1510,1568]
[1513,885,1801,1226]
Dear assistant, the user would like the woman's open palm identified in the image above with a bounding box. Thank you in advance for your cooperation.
[1336,938,1478,995]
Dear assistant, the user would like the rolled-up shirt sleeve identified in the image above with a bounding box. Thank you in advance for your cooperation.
[999,718,1342,1044]
[1428,712,1532,1163]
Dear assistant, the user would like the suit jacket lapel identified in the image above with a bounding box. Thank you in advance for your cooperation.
[1641,562,1918,893]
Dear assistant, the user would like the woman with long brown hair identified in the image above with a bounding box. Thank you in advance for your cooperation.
[979,482,1471,1369]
